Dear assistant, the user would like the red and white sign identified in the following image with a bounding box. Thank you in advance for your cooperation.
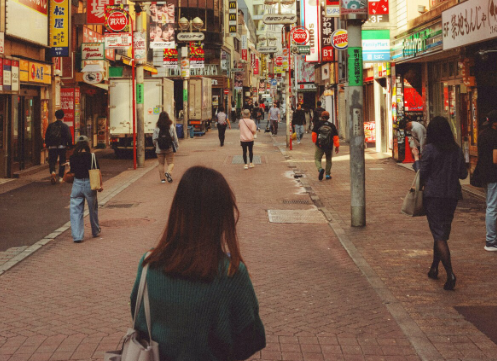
[303,0,320,62]
[292,28,309,44]
[322,46,334,62]
[83,27,115,60]
[275,56,283,66]
[87,0,119,24]
[224,89,229,95]
[241,49,248,61]
[82,43,106,60]
[0,32,4,54]
[369,0,389,15]
[106,11,128,32]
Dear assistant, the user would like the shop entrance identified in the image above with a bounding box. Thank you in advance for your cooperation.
[14,93,39,171]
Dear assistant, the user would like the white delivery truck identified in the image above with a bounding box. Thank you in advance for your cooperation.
[109,78,174,157]
[189,77,212,131]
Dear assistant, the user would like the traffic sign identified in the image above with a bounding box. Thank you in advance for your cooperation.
[224,89,229,95]
[270,79,277,86]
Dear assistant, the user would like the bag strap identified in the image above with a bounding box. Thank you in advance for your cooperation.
[133,252,153,342]
[412,171,422,190]
[91,153,97,170]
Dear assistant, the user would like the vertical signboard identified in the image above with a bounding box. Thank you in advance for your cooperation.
[50,0,70,57]
[11,60,19,91]
[304,0,320,62]
[321,8,335,62]
[61,88,75,139]
[241,35,248,61]
[149,2,176,49]
[3,59,11,91]
[0,33,4,54]
[347,47,362,86]
[0,58,3,91]
[228,0,237,37]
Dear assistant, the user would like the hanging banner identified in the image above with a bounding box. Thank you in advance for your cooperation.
[252,54,259,75]
[321,7,335,62]
[189,42,205,69]
[49,0,70,57]
[149,2,176,49]
[228,0,238,36]
[241,35,248,61]
[303,0,320,62]
[163,48,178,69]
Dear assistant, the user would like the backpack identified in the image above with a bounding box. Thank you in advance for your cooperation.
[317,122,334,148]
[157,128,172,150]
[48,122,63,146]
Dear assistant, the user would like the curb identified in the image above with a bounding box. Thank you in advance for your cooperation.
[0,163,157,276]
[275,140,443,361]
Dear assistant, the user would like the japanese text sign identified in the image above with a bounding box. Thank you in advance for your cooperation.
[347,47,363,86]
[88,0,117,24]
[442,0,497,50]
[50,0,70,57]
[321,8,335,61]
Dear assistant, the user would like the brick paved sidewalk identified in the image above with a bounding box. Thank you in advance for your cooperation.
[0,126,492,361]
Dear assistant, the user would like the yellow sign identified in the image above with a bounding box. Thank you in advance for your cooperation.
[19,60,51,84]
[49,0,70,57]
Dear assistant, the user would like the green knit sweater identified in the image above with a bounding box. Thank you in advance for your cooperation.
[130,253,266,361]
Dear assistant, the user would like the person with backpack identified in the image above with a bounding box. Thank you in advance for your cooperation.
[152,112,179,183]
[312,111,339,180]
[45,109,72,185]
[312,101,326,130]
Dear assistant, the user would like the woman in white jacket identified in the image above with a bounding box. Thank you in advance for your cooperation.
[152,112,179,183]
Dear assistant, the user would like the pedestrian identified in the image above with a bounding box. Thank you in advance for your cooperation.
[259,101,266,121]
[252,102,262,131]
[312,111,339,180]
[130,166,266,361]
[216,105,231,147]
[406,120,427,154]
[268,102,280,135]
[292,104,306,144]
[239,109,257,169]
[68,135,103,243]
[230,101,237,123]
[312,101,326,129]
[411,116,467,290]
[152,111,179,184]
[45,109,72,184]
[304,105,313,133]
[475,110,497,252]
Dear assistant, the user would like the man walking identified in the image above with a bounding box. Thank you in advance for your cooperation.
[312,101,326,130]
[477,110,497,251]
[406,120,427,154]
[268,103,281,135]
[312,111,339,180]
[292,104,306,144]
[45,109,72,184]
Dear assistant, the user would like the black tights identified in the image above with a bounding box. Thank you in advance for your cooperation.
[431,239,453,277]
[241,141,254,164]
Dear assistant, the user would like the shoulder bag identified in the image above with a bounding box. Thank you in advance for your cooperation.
[63,163,74,183]
[89,153,101,190]
[401,170,426,217]
[104,254,159,361]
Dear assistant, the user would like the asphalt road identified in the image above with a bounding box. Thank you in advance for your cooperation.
[0,149,136,251]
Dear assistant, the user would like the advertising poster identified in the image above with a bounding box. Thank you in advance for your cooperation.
[163,48,178,69]
[189,42,205,69]
[61,88,75,140]
[104,5,132,48]
[298,59,315,83]
[6,0,48,46]
[50,0,70,57]
[149,2,175,49]
[321,9,334,62]
[303,0,320,62]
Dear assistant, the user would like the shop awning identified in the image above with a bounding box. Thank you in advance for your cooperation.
[121,56,158,74]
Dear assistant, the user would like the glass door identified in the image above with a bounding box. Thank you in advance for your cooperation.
[16,96,35,170]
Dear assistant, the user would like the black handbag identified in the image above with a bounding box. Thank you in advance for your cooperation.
[470,162,483,187]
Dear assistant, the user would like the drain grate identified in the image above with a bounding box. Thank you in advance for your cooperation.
[231,155,262,164]
[267,209,327,224]
[283,199,311,204]
[105,203,135,209]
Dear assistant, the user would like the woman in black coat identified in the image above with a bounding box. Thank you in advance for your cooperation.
[412,116,467,290]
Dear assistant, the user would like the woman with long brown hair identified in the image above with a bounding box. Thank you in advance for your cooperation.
[152,111,179,183]
[130,166,266,360]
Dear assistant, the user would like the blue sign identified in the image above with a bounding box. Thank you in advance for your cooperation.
[362,30,391,62]
[270,79,277,86]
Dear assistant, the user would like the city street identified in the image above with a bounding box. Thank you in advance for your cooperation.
[1,127,496,361]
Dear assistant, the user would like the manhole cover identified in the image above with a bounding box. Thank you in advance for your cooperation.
[105,203,136,209]
[231,155,262,164]
[99,218,154,227]
[283,199,311,204]
[267,210,327,224]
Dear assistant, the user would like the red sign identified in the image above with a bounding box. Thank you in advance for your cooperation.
[106,11,128,32]
[292,28,308,44]
[241,49,247,61]
[224,89,229,95]
[61,88,75,139]
[88,0,115,24]
[17,0,48,14]
[322,46,334,62]
[275,56,283,66]
[369,0,389,15]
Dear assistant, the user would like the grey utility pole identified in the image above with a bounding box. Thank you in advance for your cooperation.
[135,5,145,167]
[342,8,367,226]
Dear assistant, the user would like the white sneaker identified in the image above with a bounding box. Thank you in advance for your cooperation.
[249,163,254,168]
[244,164,249,170]
[484,245,497,252]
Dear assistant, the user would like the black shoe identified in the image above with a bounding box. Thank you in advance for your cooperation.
[444,273,456,291]
[165,173,173,183]
[427,267,438,280]
[318,169,325,181]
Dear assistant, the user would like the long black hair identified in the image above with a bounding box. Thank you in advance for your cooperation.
[73,141,90,155]
[156,111,172,132]
[426,116,458,151]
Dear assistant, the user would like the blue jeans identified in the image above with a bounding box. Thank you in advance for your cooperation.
[295,124,305,142]
[485,182,497,246]
[70,178,100,242]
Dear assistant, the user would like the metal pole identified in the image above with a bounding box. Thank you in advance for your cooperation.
[181,46,190,138]
[130,15,137,170]
[347,20,366,227]
[135,6,145,167]
[285,26,291,148]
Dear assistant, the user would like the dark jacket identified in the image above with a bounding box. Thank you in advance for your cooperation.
[292,109,306,126]
[312,106,326,125]
[413,143,468,199]
[477,127,497,184]
[45,120,72,147]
